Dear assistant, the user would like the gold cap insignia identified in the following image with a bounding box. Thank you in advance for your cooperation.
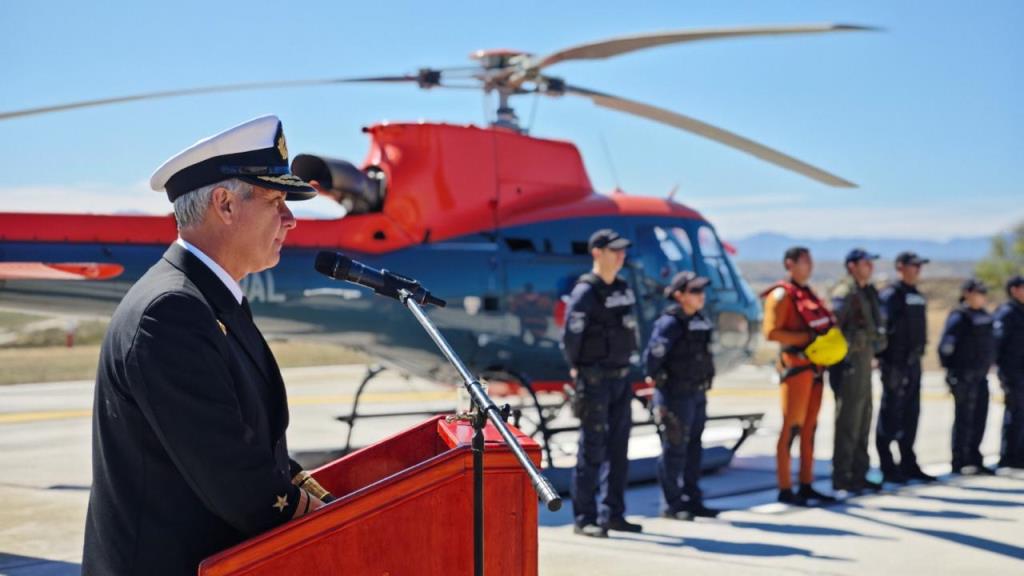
[277,133,288,160]
[273,494,288,512]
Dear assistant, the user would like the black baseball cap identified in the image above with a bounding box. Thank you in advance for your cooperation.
[845,248,880,265]
[1006,275,1024,294]
[588,229,632,251]
[961,278,988,294]
[895,251,930,267]
[664,271,710,299]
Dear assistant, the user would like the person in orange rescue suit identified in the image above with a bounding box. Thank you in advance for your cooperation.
[762,247,839,506]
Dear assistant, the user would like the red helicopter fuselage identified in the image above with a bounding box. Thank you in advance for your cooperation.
[0,122,761,389]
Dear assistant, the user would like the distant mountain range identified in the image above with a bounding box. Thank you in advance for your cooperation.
[731,232,992,262]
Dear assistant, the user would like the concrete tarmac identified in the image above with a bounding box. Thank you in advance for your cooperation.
[1,364,1021,574]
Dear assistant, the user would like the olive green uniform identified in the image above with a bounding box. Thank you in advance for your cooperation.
[830,277,886,489]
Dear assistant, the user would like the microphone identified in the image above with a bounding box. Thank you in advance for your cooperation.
[314,251,446,308]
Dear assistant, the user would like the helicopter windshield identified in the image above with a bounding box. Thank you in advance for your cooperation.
[631,224,696,324]
[696,225,739,303]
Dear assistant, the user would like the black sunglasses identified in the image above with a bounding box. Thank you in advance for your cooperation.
[685,287,706,295]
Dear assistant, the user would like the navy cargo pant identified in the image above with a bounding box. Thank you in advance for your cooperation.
[572,371,632,527]
[950,369,990,471]
[1000,375,1024,468]
[876,357,923,475]
[653,387,707,513]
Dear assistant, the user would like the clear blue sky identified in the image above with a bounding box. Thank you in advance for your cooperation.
[1,0,1020,240]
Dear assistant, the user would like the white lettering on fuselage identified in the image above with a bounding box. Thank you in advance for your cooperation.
[242,271,286,303]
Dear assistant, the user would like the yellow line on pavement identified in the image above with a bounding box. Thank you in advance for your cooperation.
[0,387,1002,425]
[0,409,92,424]
[0,390,457,425]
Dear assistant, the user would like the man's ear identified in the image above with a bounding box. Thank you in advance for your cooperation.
[210,186,235,225]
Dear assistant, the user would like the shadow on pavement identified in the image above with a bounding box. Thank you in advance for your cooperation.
[872,505,999,520]
[613,531,849,561]
[915,494,1024,508]
[0,553,80,576]
[728,520,889,539]
[830,504,1024,561]
[959,485,1024,496]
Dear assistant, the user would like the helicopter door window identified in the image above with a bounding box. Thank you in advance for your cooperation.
[696,225,739,302]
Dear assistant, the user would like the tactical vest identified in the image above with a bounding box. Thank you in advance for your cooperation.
[663,308,715,391]
[575,273,638,368]
[996,301,1024,377]
[948,306,996,373]
[885,282,927,360]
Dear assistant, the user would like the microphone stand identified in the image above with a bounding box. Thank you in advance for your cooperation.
[397,288,562,576]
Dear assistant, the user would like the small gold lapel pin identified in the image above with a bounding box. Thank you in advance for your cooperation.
[216,319,227,335]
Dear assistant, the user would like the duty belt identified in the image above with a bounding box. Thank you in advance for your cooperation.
[578,366,631,379]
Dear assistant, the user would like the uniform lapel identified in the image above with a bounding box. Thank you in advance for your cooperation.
[163,244,289,436]
[162,245,276,392]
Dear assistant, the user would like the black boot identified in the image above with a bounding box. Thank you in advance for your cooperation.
[882,469,908,484]
[778,488,803,505]
[688,501,721,518]
[904,468,938,482]
[798,483,837,504]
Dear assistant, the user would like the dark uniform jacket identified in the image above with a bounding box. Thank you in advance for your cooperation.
[995,300,1024,383]
[644,305,715,392]
[83,244,307,576]
[561,273,638,370]
[938,305,995,374]
[879,281,927,363]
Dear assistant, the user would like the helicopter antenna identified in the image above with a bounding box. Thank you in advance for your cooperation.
[481,91,492,125]
[599,132,622,191]
[526,91,541,134]
[668,183,680,201]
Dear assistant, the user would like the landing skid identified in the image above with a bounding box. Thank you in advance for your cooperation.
[331,364,764,493]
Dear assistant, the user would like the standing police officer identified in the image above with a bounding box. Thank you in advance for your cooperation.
[876,252,938,483]
[830,248,886,492]
[562,229,642,537]
[644,271,719,520]
[995,275,1024,469]
[939,278,996,475]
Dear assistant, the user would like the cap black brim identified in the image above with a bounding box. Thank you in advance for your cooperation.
[239,174,317,201]
[664,276,710,299]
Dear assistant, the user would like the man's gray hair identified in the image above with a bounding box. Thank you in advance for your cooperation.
[173,178,253,230]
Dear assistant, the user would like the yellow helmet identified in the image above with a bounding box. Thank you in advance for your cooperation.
[804,327,848,366]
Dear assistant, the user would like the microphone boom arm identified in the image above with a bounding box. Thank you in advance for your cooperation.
[396,287,561,509]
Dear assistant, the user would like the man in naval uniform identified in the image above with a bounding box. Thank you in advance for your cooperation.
[83,115,333,575]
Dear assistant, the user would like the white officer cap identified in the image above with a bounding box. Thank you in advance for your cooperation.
[150,115,317,202]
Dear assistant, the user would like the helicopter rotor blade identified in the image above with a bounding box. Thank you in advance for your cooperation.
[563,84,856,188]
[529,24,875,72]
[0,73,458,122]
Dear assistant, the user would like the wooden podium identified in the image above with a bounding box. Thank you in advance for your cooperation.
[199,416,542,575]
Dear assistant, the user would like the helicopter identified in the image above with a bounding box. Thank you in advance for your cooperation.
[0,24,869,462]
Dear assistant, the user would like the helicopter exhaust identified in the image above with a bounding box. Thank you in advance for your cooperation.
[291,154,386,214]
